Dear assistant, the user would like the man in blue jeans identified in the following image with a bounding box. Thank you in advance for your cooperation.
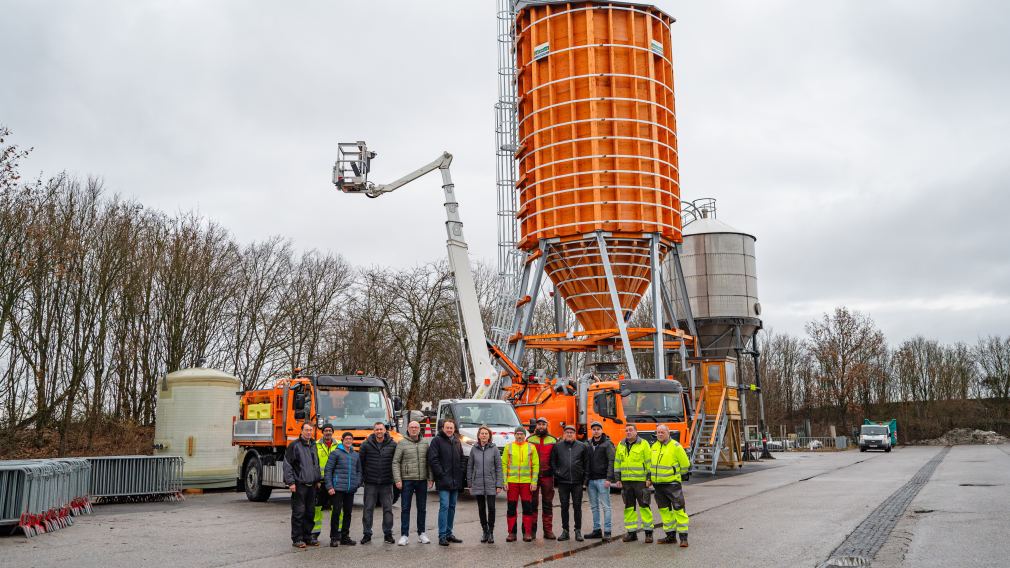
[392,420,434,545]
[427,418,465,546]
[585,421,616,539]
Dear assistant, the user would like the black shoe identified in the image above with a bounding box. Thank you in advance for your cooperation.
[506,533,517,542]
[438,537,449,546]
[487,532,495,544]
[329,538,340,547]
[679,533,689,548]
[557,530,569,541]
[480,528,489,543]
[622,532,638,542]
[604,531,612,539]
[644,531,653,544]
[340,536,357,546]
[523,534,533,542]
[292,541,306,549]
[658,534,677,545]
[585,529,602,539]
[360,535,371,544]
[384,534,395,544]
[446,535,463,544]
[307,538,320,547]
[575,530,584,542]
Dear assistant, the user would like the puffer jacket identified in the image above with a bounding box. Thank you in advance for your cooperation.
[324,443,363,493]
[550,439,590,485]
[359,433,397,485]
[587,433,616,482]
[393,434,432,483]
[283,437,321,486]
[427,431,465,491]
[466,442,503,495]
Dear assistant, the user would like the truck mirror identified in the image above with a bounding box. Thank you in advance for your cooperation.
[612,418,624,425]
[393,397,403,412]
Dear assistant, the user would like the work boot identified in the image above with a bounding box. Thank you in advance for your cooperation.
[330,538,340,547]
[585,529,602,539]
[446,535,463,544]
[360,535,371,545]
[523,533,533,542]
[506,532,517,543]
[308,538,320,547]
[487,530,495,544]
[574,530,583,542]
[340,536,356,546]
[658,534,678,545]
[480,526,489,543]
[557,530,569,541]
[438,537,449,546]
[544,530,556,540]
[292,541,306,549]
[679,533,688,548]
[644,531,653,544]
[604,531,612,539]
[384,534,395,544]
[622,532,638,543]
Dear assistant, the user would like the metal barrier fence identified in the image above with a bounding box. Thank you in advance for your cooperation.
[765,437,849,451]
[87,456,184,503]
[0,458,92,538]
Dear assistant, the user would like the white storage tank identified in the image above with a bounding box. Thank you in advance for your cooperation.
[154,367,241,488]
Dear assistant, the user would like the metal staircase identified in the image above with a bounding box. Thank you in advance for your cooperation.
[689,389,729,474]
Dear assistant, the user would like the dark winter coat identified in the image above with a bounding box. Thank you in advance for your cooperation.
[283,437,322,486]
[466,442,503,495]
[587,433,616,482]
[359,433,397,485]
[427,431,465,492]
[549,438,590,485]
[324,443,363,493]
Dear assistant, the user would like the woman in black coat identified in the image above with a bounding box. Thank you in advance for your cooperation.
[427,418,465,546]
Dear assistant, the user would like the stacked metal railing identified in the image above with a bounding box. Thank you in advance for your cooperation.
[0,458,92,537]
[87,456,184,503]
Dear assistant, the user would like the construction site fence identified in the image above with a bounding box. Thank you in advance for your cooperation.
[87,456,185,503]
[764,436,849,452]
[0,458,92,538]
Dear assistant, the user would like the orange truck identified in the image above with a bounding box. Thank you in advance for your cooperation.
[504,375,692,447]
[232,373,402,501]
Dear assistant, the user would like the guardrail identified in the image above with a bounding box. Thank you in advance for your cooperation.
[87,456,184,503]
[0,458,92,538]
[765,437,849,452]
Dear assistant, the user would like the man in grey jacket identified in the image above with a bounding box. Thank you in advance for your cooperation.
[284,422,322,548]
[393,420,434,545]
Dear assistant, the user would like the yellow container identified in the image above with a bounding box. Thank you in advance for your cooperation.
[246,403,271,420]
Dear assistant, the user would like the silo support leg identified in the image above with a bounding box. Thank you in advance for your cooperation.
[650,234,666,380]
[596,233,640,381]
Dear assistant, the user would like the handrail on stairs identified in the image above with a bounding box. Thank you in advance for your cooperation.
[708,388,728,447]
[688,387,705,448]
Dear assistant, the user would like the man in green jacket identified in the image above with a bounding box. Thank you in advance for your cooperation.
[615,424,654,543]
[393,420,434,545]
[651,424,691,547]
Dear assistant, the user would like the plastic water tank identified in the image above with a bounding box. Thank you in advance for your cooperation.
[154,367,241,488]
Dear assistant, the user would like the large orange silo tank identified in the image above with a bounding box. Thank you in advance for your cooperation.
[515,1,681,332]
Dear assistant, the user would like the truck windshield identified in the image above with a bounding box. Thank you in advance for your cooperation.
[450,403,521,429]
[861,426,888,436]
[622,391,684,422]
[316,387,390,429]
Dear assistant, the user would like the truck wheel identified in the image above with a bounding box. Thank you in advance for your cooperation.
[244,455,273,502]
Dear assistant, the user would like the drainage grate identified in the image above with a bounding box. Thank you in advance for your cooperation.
[819,447,950,568]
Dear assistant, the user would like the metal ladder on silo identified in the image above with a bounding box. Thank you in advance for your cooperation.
[689,389,729,475]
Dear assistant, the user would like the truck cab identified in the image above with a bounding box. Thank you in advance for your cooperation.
[233,373,402,501]
[587,378,691,445]
[436,399,521,456]
[859,424,892,452]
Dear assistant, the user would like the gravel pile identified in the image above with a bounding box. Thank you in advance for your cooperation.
[919,428,1008,446]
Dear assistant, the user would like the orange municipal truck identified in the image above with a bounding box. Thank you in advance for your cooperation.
[232,372,402,501]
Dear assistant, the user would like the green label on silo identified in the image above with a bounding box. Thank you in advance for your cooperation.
[534,42,550,61]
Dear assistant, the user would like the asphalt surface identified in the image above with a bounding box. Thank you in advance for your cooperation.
[3,446,1008,567]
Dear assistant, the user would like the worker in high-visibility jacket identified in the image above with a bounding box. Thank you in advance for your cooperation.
[502,425,539,542]
[650,424,692,547]
[614,423,654,543]
[313,424,339,539]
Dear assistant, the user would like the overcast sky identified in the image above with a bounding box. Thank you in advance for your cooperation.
[2,1,1008,345]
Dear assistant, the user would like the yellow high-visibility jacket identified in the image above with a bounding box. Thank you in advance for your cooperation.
[502,441,539,483]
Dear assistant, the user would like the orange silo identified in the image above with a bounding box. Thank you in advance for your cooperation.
[513,1,681,334]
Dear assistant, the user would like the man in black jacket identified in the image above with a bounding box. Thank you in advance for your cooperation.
[358,421,397,544]
[427,418,465,546]
[550,424,590,542]
[284,422,322,548]
[585,421,616,539]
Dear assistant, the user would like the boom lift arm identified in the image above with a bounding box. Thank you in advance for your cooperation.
[333,142,500,399]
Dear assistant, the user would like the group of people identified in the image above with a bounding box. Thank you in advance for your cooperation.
[281,415,692,552]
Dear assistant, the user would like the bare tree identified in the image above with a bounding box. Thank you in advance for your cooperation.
[976,335,1010,400]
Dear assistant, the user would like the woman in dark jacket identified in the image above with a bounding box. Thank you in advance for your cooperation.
[427,418,465,546]
[467,425,503,543]
[325,432,363,547]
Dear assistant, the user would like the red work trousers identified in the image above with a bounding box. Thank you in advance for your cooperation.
[506,484,535,536]
[531,475,554,536]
